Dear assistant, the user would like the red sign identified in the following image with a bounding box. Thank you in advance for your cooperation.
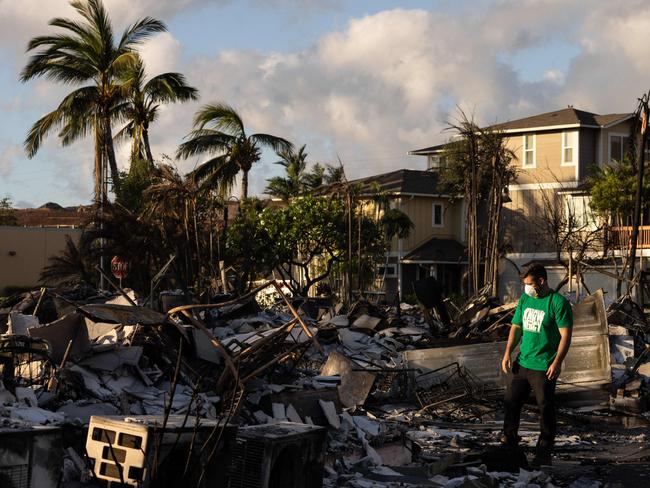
[111,256,129,280]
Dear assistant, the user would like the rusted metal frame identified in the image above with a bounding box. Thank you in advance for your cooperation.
[153,337,183,480]
[272,281,324,353]
[94,265,138,307]
[197,383,244,486]
[32,287,47,316]
[577,259,641,286]
[166,280,276,316]
[235,318,299,361]
[102,430,126,485]
[47,339,73,392]
[241,342,307,383]
[174,309,241,387]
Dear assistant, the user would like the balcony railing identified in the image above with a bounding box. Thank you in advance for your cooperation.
[610,226,650,249]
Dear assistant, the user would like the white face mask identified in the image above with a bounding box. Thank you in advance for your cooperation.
[524,284,538,298]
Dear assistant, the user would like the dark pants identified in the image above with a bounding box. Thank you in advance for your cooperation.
[503,362,557,450]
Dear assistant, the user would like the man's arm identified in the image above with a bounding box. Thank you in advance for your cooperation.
[546,327,572,380]
[501,324,522,373]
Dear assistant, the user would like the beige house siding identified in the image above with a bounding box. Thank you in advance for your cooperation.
[599,120,633,166]
[505,130,578,185]
[579,128,599,179]
[0,226,81,293]
[393,197,462,252]
[502,188,558,254]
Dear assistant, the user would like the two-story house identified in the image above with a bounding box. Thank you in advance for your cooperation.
[410,106,640,301]
[347,169,467,301]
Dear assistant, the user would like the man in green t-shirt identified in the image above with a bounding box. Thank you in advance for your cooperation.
[500,263,573,466]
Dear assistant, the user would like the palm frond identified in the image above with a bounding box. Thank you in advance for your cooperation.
[113,121,135,143]
[118,17,166,50]
[192,103,245,135]
[188,154,231,182]
[144,72,198,103]
[250,133,293,153]
[176,129,233,159]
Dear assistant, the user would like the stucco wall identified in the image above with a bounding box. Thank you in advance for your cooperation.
[0,226,82,293]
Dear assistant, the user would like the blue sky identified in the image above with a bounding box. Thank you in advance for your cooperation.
[0,0,647,207]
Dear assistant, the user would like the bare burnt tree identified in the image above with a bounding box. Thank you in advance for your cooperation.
[441,109,517,296]
[534,173,604,293]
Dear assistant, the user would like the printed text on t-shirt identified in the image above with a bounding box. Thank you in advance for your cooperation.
[523,308,545,333]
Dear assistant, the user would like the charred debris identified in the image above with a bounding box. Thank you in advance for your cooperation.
[0,281,649,488]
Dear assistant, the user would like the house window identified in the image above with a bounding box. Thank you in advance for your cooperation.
[428,154,445,170]
[378,265,397,278]
[432,203,443,227]
[523,133,536,167]
[562,131,577,165]
[565,194,597,231]
[609,134,630,163]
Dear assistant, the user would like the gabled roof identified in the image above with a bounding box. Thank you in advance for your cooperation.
[402,236,466,263]
[409,107,634,155]
[349,169,450,196]
[490,107,632,131]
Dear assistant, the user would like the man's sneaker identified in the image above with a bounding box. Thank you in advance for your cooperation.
[531,448,552,467]
[500,434,522,447]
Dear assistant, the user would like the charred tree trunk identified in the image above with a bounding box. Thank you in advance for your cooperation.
[627,94,649,294]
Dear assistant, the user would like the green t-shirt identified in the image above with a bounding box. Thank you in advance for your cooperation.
[512,291,573,371]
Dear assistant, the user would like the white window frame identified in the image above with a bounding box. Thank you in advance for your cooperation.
[565,194,597,231]
[561,130,578,166]
[522,133,536,168]
[432,202,444,227]
[608,133,629,163]
[428,155,441,169]
[378,265,397,278]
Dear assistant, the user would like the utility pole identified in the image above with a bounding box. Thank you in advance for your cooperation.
[627,92,649,295]
[347,188,353,306]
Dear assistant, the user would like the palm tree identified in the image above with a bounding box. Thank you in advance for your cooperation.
[40,235,95,286]
[116,56,198,166]
[176,103,293,199]
[265,145,309,201]
[20,0,166,201]
[303,162,345,190]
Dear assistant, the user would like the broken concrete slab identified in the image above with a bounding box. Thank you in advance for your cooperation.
[7,312,40,335]
[28,312,91,363]
[80,303,166,325]
[79,346,143,372]
[609,335,634,364]
[318,399,340,429]
[84,317,119,341]
[15,387,38,407]
[320,351,376,408]
[272,403,286,420]
[286,403,302,423]
[404,290,612,406]
[57,402,120,423]
[262,388,342,426]
[352,314,382,331]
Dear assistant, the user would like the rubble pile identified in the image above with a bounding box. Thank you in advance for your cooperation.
[1,283,649,487]
[606,295,650,414]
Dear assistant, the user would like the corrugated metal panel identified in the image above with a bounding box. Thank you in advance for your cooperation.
[404,290,611,403]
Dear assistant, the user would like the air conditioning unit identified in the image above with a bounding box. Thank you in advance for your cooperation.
[0,426,62,488]
[227,422,327,488]
[86,415,236,487]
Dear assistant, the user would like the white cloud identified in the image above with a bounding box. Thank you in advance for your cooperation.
[139,32,183,76]
[0,144,21,178]
[6,0,650,204]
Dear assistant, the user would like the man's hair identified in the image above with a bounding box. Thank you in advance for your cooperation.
[522,262,547,281]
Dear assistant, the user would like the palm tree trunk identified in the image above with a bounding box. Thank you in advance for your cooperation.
[94,120,103,203]
[103,113,120,191]
[143,125,154,168]
[131,125,142,165]
[241,169,249,200]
